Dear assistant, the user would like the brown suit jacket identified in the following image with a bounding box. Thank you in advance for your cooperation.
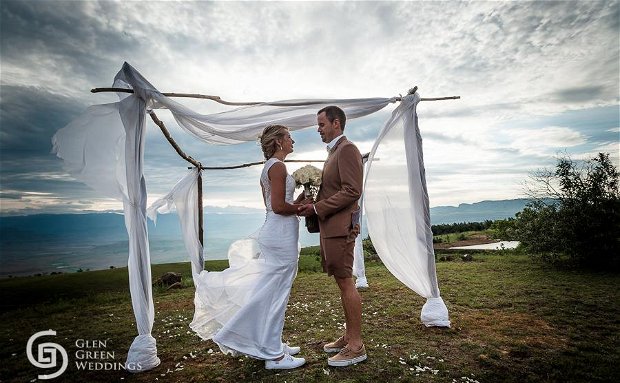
[315,136,363,238]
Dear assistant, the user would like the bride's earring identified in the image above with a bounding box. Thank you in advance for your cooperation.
[279,144,283,151]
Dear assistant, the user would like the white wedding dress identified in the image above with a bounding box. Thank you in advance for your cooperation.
[190,158,300,360]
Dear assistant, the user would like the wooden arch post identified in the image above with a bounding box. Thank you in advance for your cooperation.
[147,111,205,267]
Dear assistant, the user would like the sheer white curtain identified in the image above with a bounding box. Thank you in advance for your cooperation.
[112,62,396,145]
[53,63,450,370]
[147,168,204,278]
[119,91,162,370]
[353,156,369,289]
[364,93,450,327]
[52,103,127,200]
[54,82,162,371]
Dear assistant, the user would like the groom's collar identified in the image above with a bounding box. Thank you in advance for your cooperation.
[326,134,345,152]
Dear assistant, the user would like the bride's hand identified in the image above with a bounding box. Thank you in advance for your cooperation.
[297,203,315,217]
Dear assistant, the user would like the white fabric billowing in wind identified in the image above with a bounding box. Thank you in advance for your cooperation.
[52,67,162,372]
[113,62,396,145]
[147,168,204,277]
[364,93,450,327]
[117,85,162,370]
[52,103,127,200]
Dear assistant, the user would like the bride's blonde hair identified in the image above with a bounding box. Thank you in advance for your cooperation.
[259,125,288,159]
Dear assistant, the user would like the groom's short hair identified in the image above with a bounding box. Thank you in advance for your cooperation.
[318,106,346,131]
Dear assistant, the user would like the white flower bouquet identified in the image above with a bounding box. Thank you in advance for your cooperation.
[293,165,322,201]
[293,165,322,233]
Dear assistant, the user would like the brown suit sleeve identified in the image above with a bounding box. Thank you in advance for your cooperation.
[315,144,363,220]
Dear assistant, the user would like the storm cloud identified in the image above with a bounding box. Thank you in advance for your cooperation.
[0,0,618,214]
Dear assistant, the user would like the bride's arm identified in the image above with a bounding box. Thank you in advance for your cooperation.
[268,162,301,215]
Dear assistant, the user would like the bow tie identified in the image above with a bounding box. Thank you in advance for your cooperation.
[326,145,331,153]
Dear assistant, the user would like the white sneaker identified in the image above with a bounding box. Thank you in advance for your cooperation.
[265,354,306,370]
[283,343,301,356]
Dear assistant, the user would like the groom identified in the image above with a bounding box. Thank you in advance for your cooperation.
[298,105,367,366]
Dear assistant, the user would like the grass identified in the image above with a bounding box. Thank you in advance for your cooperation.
[1,253,619,382]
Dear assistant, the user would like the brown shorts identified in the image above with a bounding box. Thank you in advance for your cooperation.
[320,224,360,278]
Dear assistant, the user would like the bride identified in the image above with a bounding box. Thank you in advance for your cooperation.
[190,125,306,370]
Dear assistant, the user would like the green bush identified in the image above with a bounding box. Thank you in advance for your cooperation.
[431,220,493,235]
[362,236,382,262]
[515,153,620,269]
[489,218,518,240]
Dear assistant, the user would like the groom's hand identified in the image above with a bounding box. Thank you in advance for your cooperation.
[297,203,315,217]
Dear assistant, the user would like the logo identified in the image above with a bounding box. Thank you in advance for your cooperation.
[26,330,68,379]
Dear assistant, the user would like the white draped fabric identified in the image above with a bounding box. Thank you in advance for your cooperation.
[119,91,162,371]
[364,93,450,327]
[111,64,395,145]
[147,168,204,277]
[52,103,127,201]
[54,75,162,371]
[353,156,369,289]
[353,223,368,289]
[52,62,450,370]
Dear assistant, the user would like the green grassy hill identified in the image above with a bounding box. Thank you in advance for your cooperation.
[1,253,619,382]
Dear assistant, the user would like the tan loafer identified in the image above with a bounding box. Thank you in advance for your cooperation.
[327,345,367,367]
[323,336,347,353]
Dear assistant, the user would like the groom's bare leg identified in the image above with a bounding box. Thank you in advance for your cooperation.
[335,276,363,350]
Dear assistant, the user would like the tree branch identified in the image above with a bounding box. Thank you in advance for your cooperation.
[91,87,460,104]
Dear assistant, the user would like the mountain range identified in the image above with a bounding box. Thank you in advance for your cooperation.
[0,199,533,276]
[429,198,533,224]
[0,198,531,243]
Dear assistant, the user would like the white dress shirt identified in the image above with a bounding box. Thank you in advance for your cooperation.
[326,134,344,152]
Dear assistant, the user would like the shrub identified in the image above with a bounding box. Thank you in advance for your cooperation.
[516,153,619,269]
[431,220,493,235]
[489,218,518,240]
[362,236,382,262]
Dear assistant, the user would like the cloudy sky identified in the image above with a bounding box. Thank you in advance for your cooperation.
[1,0,618,215]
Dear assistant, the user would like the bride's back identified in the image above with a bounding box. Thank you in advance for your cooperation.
[260,158,295,213]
